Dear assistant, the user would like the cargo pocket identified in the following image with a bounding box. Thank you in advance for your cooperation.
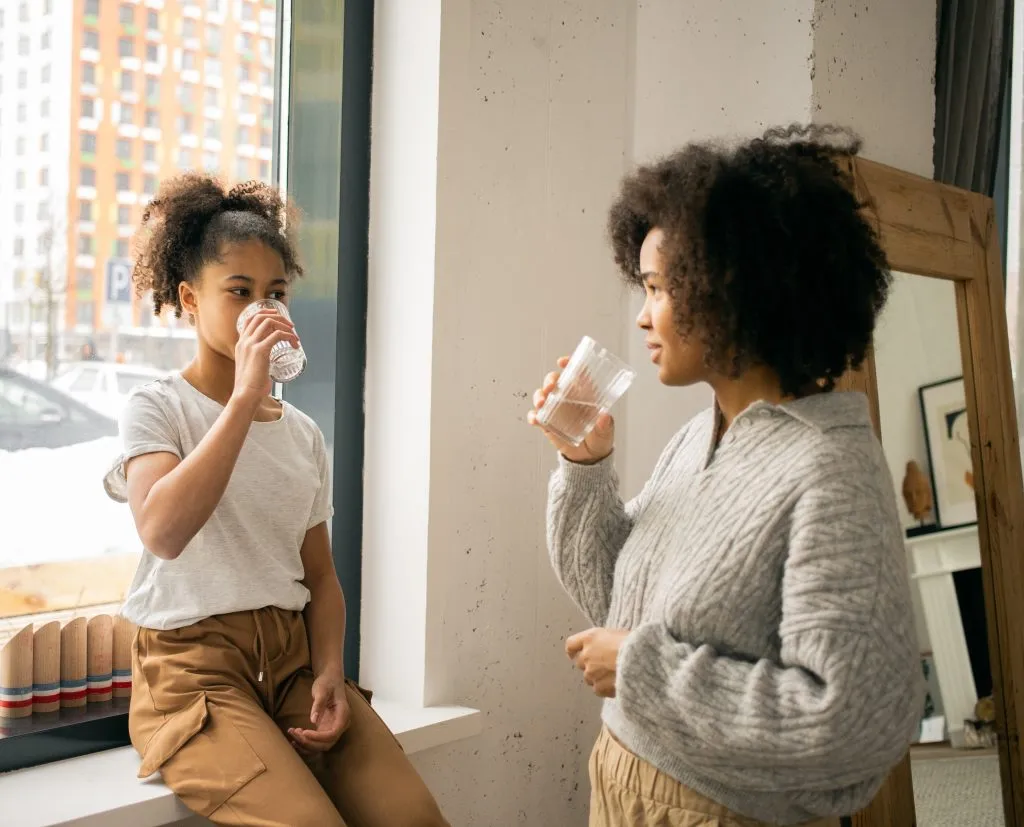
[137,693,266,817]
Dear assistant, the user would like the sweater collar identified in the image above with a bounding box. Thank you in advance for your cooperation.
[719,391,872,433]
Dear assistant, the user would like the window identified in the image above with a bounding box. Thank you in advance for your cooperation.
[237,126,249,145]
[0,0,311,775]
[235,158,249,181]
[242,2,255,22]
[17,69,26,89]
[39,168,48,187]
[237,62,251,83]
[0,375,73,427]
[40,99,50,117]
[18,36,29,57]
[19,2,28,22]
[75,302,95,328]
[261,69,272,88]
[259,161,269,182]
[183,51,197,71]
[183,19,197,39]
[260,130,272,149]
[239,94,252,114]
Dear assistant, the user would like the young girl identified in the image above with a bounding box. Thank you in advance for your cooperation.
[530,126,923,826]
[104,174,449,827]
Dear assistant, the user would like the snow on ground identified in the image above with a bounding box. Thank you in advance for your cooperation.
[0,437,140,568]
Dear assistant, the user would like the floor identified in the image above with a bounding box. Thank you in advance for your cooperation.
[912,747,1004,827]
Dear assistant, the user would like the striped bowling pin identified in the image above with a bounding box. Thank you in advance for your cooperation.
[87,615,113,704]
[32,621,61,714]
[0,625,34,719]
[60,618,88,708]
[112,616,136,700]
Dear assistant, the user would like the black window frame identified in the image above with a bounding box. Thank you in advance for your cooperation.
[0,0,372,774]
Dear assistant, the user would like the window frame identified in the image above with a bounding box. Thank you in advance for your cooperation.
[0,0,373,774]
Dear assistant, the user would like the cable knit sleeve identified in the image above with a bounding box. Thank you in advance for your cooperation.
[546,424,691,626]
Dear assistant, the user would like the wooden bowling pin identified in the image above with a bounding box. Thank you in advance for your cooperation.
[112,616,136,700]
[60,618,88,708]
[32,621,61,714]
[87,615,113,704]
[0,625,34,719]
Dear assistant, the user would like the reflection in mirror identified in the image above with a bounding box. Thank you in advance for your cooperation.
[874,272,1003,825]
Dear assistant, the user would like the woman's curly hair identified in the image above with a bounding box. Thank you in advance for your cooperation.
[133,173,303,318]
[608,124,891,395]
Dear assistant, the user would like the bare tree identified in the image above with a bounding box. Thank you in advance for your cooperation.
[34,212,67,381]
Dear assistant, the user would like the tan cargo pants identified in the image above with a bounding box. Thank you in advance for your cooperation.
[589,727,842,827]
[129,606,448,827]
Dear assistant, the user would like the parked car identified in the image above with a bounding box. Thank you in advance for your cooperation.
[51,361,165,419]
[0,367,118,451]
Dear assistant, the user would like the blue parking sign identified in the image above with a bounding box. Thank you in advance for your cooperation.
[105,258,133,304]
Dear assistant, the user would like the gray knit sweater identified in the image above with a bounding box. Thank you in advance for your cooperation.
[547,392,923,824]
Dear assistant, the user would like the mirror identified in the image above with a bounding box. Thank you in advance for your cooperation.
[874,272,1003,824]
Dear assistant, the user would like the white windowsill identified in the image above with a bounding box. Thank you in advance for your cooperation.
[2,701,480,827]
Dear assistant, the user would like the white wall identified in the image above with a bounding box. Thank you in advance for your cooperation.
[364,2,939,825]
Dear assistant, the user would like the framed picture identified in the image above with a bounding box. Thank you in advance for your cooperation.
[919,376,977,529]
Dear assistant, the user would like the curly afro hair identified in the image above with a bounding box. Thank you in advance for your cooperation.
[133,173,303,318]
[608,124,891,396]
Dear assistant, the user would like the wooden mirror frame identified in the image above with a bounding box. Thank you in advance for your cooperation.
[836,158,1024,827]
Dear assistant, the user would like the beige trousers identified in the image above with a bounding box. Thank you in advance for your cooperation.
[129,606,448,827]
[589,727,842,827]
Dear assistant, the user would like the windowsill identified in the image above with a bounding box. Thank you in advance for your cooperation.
[1,701,480,827]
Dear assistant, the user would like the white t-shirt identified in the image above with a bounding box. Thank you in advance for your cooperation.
[103,373,334,630]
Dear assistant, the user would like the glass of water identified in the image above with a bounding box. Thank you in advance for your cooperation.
[535,336,636,446]
[236,298,307,383]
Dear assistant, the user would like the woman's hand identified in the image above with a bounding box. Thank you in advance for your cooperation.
[566,627,629,698]
[287,668,351,754]
[233,309,299,406]
[527,356,615,464]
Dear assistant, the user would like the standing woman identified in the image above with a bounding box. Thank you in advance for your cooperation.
[104,174,448,827]
[530,126,923,826]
